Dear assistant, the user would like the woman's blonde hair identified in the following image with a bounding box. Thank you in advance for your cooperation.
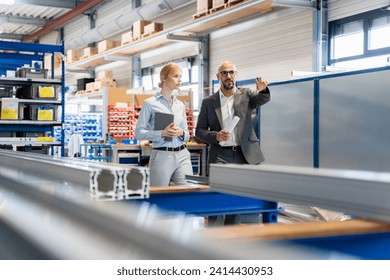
[158,63,181,88]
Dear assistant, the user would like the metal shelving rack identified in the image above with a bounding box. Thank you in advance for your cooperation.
[0,40,65,156]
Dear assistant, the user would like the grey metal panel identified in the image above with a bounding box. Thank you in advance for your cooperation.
[319,69,390,172]
[329,0,390,21]
[261,81,314,167]
[209,163,390,223]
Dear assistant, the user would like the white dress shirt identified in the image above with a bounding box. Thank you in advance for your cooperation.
[219,90,237,147]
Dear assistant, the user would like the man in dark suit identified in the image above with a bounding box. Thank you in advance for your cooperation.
[195,61,270,225]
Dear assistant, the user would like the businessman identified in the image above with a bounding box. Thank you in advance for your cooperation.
[195,61,270,225]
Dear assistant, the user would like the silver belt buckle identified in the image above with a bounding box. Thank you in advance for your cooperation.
[232,146,237,151]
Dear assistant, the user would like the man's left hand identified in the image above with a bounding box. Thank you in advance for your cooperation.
[256,77,269,92]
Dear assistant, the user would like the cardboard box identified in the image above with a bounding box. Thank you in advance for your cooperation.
[44,53,62,70]
[143,22,163,35]
[121,31,133,45]
[85,82,95,91]
[133,20,151,38]
[97,40,120,53]
[97,70,113,79]
[77,78,95,91]
[66,49,80,64]
[94,80,116,90]
[80,47,97,58]
[213,0,227,8]
[197,0,212,13]
[1,98,19,120]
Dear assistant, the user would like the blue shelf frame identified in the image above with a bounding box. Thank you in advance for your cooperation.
[80,143,112,162]
[0,40,65,156]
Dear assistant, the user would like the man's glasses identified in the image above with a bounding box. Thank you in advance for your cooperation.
[219,70,237,77]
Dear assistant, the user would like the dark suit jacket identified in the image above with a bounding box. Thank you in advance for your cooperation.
[195,87,270,165]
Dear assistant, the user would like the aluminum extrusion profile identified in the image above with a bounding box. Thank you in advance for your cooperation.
[0,149,97,189]
[209,164,390,223]
[123,167,150,199]
[0,172,240,259]
[0,150,149,201]
[0,170,344,260]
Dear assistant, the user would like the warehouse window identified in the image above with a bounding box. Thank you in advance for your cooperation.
[141,57,196,91]
[329,7,390,69]
[141,68,153,90]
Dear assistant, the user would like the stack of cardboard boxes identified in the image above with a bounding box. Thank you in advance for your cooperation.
[194,0,245,19]
[84,70,116,94]
[66,20,164,62]
[66,39,120,64]
[123,20,164,43]
[97,40,120,53]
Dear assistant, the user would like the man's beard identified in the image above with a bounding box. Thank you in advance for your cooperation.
[222,81,234,90]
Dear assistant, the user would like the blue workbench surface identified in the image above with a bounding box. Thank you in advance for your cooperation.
[132,190,280,223]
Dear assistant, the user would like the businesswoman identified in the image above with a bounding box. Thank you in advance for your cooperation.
[135,63,193,186]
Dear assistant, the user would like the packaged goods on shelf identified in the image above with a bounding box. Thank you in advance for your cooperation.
[121,31,133,45]
[37,105,54,121]
[0,98,18,120]
[0,86,12,98]
[80,47,98,59]
[66,49,80,64]
[94,80,116,91]
[21,104,56,121]
[6,70,15,78]
[197,0,212,13]
[16,84,59,99]
[85,82,95,92]
[77,78,95,91]
[108,105,135,142]
[97,40,120,53]
[44,53,62,70]
[143,22,163,36]
[16,67,47,79]
[133,20,151,38]
[212,0,227,9]
[97,70,113,79]
[57,114,102,144]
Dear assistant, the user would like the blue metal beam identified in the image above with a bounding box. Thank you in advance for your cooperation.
[0,124,56,132]
[0,64,22,70]
[0,40,62,53]
[0,52,44,61]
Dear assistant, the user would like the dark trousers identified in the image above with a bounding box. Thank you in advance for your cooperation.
[207,146,260,226]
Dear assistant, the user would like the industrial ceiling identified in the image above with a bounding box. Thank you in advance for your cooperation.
[0,0,105,42]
